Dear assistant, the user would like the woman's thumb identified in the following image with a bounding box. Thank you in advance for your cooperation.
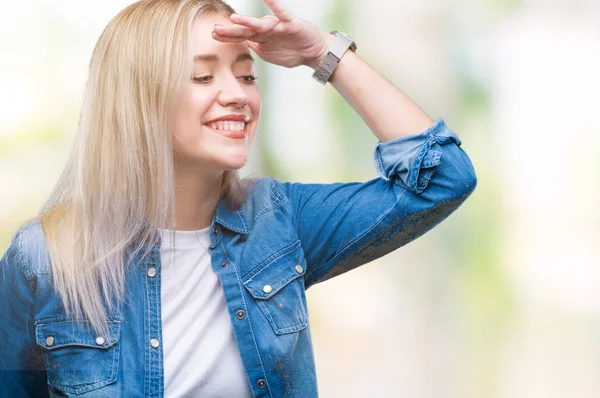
[246,40,260,54]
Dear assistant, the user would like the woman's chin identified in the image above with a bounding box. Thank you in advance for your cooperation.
[217,152,249,170]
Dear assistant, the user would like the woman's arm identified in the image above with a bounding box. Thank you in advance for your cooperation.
[276,119,476,288]
[214,0,436,141]
[312,32,436,142]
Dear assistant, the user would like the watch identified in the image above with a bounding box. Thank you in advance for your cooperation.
[311,30,357,85]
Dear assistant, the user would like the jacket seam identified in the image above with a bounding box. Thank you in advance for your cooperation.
[242,240,300,282]
[14,229,38,290]
[235,209,248,231]
[409,137,439,192]
[35,316,122,326]
[144,255,151,398]
[254,181,284,222]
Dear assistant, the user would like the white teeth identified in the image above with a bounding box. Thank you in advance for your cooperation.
[209,122,245,131]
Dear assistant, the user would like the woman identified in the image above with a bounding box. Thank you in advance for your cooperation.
[0,0,477,396]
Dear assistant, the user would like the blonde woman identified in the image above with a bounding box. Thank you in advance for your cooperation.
[0,0,477,396]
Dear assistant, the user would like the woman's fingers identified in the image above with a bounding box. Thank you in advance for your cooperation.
[213,23,255,38]
[230,14,279,34]
[217,0,297,50]
[211,31,248,43]
[263,0,294,22]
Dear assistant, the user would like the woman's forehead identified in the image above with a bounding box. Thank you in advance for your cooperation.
[192,13,250,60]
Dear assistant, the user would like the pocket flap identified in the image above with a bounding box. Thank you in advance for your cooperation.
[36,319,121,351]
[243,242,306,300]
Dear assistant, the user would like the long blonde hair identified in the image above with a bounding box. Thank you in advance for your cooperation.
[37,0,248,338]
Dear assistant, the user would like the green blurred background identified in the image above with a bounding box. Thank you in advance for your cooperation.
[1,0,599,397]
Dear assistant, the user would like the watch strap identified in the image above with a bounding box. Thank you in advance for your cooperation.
[312,31,356,85]
[312,52,342,85]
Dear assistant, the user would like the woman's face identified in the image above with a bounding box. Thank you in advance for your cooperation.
[171,13,261,172]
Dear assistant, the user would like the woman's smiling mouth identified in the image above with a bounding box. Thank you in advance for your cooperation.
[205,123,248,139]
[203,114,250,139]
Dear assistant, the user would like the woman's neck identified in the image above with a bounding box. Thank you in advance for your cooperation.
[169,165,224,231]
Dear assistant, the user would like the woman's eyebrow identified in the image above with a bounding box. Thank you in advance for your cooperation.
[193,53,254,63]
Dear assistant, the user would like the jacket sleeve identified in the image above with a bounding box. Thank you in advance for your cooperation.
[277,118,477,289]
[0,229,49,397]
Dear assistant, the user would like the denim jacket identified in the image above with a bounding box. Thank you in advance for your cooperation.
[0,118,476,397]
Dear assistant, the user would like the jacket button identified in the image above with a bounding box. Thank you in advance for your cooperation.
[95,336,105,346]
[147,267,157,277]
[221,261,228,268]
[150,338,160,348]
[257,379,266,388]
[236,310,245,320]
[46,336,55,347]
[212,227,219,235]
[295,264,303,274]
[262,285,272,294]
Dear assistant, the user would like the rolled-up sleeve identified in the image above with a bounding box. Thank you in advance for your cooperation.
[373,118,463,194]
[280,118,477,288]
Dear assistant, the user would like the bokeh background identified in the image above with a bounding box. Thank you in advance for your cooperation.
[1,0,599,397]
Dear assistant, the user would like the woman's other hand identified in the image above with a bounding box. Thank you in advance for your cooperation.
[211,0,333,69]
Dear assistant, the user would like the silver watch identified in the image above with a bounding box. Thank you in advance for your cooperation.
[311,30,357,85]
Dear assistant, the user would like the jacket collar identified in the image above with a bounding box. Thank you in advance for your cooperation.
[140,184,254,243]
[138,196,250,247]
[212,196,250,235]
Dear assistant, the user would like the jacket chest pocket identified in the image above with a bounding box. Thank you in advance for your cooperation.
[243,241,309,335]
[35,319,121,395]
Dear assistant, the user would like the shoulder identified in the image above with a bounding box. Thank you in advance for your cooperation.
[3,219,51,279]
[235,176,293,228]
[243,176,287,207]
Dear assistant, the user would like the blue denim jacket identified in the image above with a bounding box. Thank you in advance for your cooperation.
[0,118,476,397]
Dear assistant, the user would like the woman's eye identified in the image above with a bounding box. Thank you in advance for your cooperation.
[192,75,213,83]
[191,75,258,84]
[240,75,258,84]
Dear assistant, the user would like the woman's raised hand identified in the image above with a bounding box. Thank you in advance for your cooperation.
[212,0,333,69]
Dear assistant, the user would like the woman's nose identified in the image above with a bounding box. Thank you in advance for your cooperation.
[217,76,249,108]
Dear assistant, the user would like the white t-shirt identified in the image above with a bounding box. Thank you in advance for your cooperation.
[157,227,253,398]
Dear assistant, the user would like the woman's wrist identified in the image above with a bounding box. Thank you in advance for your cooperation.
[306,30,335,70]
